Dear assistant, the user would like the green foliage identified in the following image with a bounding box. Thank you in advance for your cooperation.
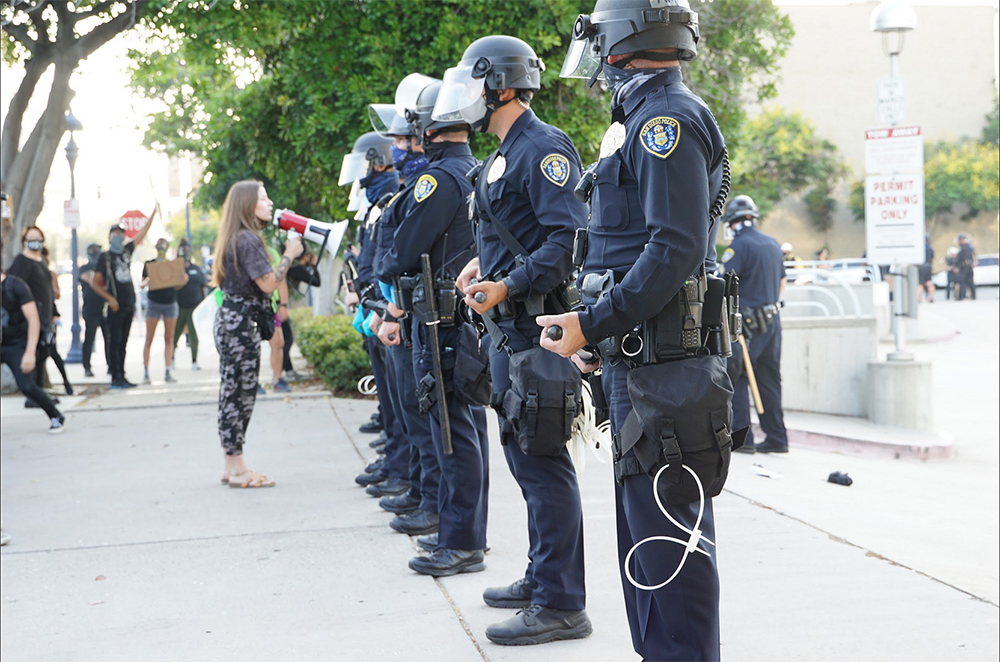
[731,107,848,227]
[848,140,999,224]
[129,0,793,221]
[164,205,221,257]
[983,92,999,148]
[294,310,372,397]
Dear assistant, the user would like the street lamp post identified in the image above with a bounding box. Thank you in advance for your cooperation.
[64,110,84,364]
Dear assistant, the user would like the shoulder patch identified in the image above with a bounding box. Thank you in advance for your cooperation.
[540,154,571,187]
[639,117,680,159]
[721,247,735,263]
[413,175,437,202]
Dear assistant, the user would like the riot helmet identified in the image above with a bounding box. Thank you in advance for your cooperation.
[722,195,759,226]
[432,36,545,134]
[560,0,699,88]
[338,131,394,187]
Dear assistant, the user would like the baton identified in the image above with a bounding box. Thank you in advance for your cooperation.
[737,334,764,415]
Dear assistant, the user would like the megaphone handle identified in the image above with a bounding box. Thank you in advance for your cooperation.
[308,228,332,294]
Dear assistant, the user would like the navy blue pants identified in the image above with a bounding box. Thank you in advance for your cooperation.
[413,321,489,551]
[603,360,721,662]
[385,340,440,512]
[488,318,586,611]
[732,316,787,448]
[364,336,408,479]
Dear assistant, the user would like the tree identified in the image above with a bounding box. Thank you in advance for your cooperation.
[730,107,848,229]
[0,0,158,266]
[848,140,999,231]
[129,0,794,220]
[983,92,999,148]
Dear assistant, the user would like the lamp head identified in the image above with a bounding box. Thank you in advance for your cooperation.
[870,2,917,56]
[65,109,83,133]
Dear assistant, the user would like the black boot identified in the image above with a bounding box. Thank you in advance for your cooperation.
[355,470,387,487]
[483,578,535,609]
[416,532,439,553]
[360,417,383,434]
[368,433,388,449]
[380,492,420,514]
[364,457,386,474]
[733,443,755,454]
[485,605,593,646]
[756,439,789,453]
[390,509,439,535]
[366,477,410,497]
[408,547,484,577]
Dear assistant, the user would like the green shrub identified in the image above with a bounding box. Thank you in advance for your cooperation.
[294,310,372,397]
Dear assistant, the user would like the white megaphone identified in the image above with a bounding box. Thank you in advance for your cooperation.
[273,209,349,252]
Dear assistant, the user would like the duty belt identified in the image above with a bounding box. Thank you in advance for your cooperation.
[741,303,779,335]
[397,275,458,327]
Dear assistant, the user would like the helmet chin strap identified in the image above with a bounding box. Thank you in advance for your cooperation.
[477,86,520,134]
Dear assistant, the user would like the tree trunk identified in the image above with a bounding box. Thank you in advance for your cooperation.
[1,62,75,268]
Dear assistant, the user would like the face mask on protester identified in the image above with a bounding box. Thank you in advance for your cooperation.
[25,239,43,252]
[109,236,125,254]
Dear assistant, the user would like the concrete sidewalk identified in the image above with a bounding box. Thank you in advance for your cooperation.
[2,390,997,661]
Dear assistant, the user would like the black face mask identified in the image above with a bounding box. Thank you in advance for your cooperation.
[87,252,101,265]
[422,141,451,162]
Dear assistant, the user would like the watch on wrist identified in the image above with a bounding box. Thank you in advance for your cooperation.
[502,276,520,301]
[278,303,288,308]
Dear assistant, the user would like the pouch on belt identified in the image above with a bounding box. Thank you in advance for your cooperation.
[502,347,582,456]
[452,324,492,407]
[616,355,748,504]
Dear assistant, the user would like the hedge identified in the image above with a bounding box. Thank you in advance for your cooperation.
[292,309,372,397]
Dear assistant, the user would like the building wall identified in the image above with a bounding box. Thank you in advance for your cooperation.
[746,2,999,264]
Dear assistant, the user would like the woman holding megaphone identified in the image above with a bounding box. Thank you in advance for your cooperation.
[211,180,303,488]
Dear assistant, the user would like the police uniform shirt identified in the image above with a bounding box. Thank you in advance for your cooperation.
[355,177,401,290]
[380,142,477,280]
[477,109,587,300]
[719,224,784,309]
[373,167,429,284]
[578,68,726,344]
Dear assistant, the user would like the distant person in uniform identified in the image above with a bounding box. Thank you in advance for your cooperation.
[944,245,960,300]
[955,233,977,301]
[720,195,789,454]
[781,242,803,267]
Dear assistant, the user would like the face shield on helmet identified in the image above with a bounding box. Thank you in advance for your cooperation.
[369,104,413,138]
[347,179,369,216]
[338,152,369,187]
[431,65,487,126]
[559,35,603,81]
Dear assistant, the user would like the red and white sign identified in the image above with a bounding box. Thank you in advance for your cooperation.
[864,125,923,175]
[63,199,80,229]
[865,173,925,265]
[119,210,148,239]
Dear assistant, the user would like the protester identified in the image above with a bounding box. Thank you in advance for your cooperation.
[78,243,110,377]
[282,249,320,381]
[7,227,59,400]
[39,246,72,396]
[90,208,155,388]
[2,270,65,433]
[174,238,208,370]
[140,238,187,384]
[262,242,291,393]
[212,179,302,488]
[945,246,960,300]
[918,233,935,303]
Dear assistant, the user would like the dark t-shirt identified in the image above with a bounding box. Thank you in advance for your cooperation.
[220,231,272,299]
[142,260,179,305]
[79,265,106,313]
[7,254,53,328]
[1,274,35,346]
[177,262,207,309]
[95,244,137,309]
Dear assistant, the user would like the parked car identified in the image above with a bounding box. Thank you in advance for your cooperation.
[785,258,880,285]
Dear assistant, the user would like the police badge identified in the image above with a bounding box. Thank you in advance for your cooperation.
[600,122,626,160]
[639,117,680,159]
[487,155,507,184]
[540,154,570,187]
[413,174,438,202]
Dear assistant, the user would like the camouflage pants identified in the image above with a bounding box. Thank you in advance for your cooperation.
[214,303,261,456]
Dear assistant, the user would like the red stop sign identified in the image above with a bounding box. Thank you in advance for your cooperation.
[119,210,148,239]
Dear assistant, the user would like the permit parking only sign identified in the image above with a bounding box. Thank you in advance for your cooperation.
[865,173,925,265]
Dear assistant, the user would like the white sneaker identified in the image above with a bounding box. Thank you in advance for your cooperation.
[142,373,151,385]
[192,362,201,371]
[49,417,65,434]
[0,530,10,546]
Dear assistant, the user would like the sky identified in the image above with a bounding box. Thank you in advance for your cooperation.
[1,0,998,262]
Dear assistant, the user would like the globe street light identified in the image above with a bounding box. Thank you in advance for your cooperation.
[64,109,84,364]
[871,1,917,78]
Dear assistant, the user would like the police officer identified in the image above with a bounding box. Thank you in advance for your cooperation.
[955,233,977,300]
[339,132,409,490]
[720,195,789,454]
[541,2,730,659]
[378,75,491,575]
[369,75,448,540]
[437,36,592,646]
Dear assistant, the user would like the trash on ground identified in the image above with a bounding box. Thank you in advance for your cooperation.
[828,471,853,486]
[750,464,782,479]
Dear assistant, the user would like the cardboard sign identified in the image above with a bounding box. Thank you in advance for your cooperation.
[145,258,187,291]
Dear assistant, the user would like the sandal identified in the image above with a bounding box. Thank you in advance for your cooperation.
[227,471,276,489]
[221,473,229,485]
